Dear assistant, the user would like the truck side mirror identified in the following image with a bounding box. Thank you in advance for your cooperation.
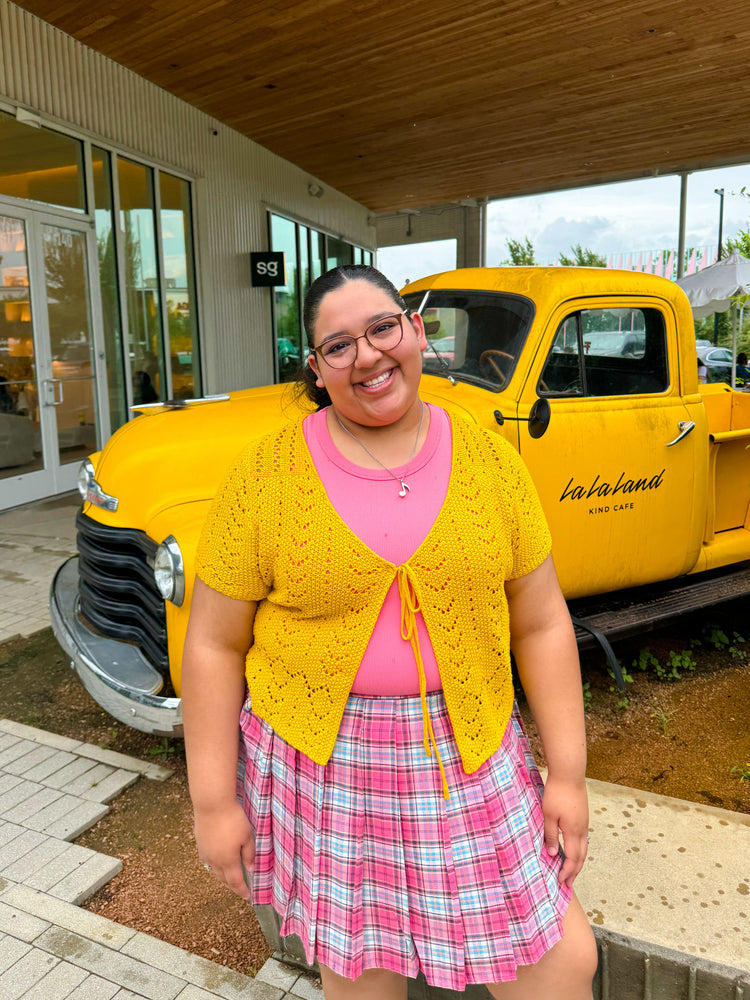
[493,397,551,439]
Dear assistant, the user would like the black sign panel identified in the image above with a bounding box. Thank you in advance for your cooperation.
[250,251,285,287]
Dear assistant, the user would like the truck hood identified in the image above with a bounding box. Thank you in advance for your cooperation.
[85,385,298,533]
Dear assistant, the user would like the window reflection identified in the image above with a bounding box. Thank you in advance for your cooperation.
[0,215,41,478]
[326,236,353,271]
[160,172,201,399]
[0,110,85,212]
[270,215,301,383]
[310,231,325,285]
[118,158,165,405]
[43,225,99,465]
[92,147,126,431]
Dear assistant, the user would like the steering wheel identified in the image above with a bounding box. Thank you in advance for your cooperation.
[479,350,514,386]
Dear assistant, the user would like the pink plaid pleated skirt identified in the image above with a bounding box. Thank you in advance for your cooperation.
[237,691,571,991]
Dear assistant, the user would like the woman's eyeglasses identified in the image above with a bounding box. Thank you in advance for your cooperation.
[313,312,407,369]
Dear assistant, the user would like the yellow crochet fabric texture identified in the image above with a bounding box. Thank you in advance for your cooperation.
[195,412,551,776]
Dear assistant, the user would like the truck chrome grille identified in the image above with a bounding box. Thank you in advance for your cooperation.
[76,512,169,674]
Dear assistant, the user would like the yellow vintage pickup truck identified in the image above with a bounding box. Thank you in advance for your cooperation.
[50,267,750,735]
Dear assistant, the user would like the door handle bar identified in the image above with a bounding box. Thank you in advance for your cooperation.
[667,421,695,447]
[43,378,64,406]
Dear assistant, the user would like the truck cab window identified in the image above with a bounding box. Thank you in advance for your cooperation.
[539,307,668,397]
[405,290,534,392]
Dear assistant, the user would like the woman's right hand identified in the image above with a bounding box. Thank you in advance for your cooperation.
[194,800,256,901]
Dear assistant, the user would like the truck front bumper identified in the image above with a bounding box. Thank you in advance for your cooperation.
[50,556,183,737]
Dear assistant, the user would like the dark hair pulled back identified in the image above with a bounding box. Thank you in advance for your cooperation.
[295,265,409,410]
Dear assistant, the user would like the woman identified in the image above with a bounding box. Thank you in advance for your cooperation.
[182,265,597,999]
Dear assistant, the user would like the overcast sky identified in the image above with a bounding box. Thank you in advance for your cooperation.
[378,163,750,290]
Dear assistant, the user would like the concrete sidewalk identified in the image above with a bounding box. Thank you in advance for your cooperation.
[1,495,749,997]
[0,718,321,1000]
[0,493,80,644]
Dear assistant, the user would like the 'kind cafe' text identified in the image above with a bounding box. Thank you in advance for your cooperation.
[559,469,665,503]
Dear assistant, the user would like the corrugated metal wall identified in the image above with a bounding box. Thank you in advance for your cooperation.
[0,0,374,392]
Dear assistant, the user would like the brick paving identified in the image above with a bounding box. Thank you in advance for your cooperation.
[0,720,319,999]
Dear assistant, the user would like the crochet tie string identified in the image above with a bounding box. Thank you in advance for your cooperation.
[397,564,450,800]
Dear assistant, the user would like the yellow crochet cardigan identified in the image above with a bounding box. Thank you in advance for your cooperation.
[195,411,551,778]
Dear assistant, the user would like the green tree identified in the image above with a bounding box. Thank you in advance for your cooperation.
[694,312,732,343]
[724,228,750,258]
[558,244,607,267]
[501,237,536,265]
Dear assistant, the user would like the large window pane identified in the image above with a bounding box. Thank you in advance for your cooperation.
[270,214,301,382]
[0,109,85,212]
[310,231,325,284]
[92,147,126,430]
[118,158,165,404]
[326,236,353,270]
[160,171,201,399]
[539,308,668,397]
[299,225,310,292]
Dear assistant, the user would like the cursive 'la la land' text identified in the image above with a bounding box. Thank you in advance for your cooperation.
[559,469,665,503]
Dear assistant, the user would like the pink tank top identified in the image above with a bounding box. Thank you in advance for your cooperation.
[302,403,452,695]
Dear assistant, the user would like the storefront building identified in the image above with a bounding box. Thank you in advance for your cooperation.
[0,0,373,509]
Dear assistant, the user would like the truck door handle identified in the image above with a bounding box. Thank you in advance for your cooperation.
[667,421,695,447]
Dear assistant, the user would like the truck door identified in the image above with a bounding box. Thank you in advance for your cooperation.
[517,298,704,599]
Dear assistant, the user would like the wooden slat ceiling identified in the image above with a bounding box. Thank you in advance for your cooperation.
[15,0,750,214]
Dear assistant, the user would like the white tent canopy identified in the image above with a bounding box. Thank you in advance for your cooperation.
[676,250,750,389]
[676,249,750,319]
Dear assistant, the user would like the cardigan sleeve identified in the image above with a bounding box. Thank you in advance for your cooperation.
[494,437,552,580]
[194,444,272,603]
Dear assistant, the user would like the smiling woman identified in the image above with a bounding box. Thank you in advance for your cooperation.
[181,264,597,1000]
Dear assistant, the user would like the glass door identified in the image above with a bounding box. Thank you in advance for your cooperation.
[40,221,100,481]
[0,213,45,496]
[0,208,105,508]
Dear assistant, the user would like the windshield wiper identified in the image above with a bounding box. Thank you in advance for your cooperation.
[415,291,457,386]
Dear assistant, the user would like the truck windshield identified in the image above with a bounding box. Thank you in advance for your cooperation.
[403,290,534,391]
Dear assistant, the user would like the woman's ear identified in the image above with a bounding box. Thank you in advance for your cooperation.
[307,352,326,389]
[409,312,429,353]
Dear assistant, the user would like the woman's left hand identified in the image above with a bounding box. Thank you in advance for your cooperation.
[540,773,589,887]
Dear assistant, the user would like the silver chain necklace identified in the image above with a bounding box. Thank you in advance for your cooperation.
[333,402,425,497]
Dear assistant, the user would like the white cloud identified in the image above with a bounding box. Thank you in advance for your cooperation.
[487,167,750,266]
[376,164,750,283]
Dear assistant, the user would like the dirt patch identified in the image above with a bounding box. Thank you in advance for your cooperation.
[1,604,749,975]
[73,753,272,977]
[521,650,750,815]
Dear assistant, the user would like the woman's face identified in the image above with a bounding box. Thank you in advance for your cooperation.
[307,280,427,428]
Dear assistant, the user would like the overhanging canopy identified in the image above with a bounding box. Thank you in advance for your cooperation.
[676,251,750,319]
[14,0,750,213]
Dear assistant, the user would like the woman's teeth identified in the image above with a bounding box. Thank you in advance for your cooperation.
[361,370,392,388]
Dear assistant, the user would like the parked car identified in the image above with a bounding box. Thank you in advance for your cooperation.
[696,345,747,385]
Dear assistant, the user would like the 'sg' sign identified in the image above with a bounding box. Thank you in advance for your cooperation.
[250,252,286,286]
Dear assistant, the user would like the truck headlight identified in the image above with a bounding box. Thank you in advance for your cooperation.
[153,536,185,606]
[77,459,95,498]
